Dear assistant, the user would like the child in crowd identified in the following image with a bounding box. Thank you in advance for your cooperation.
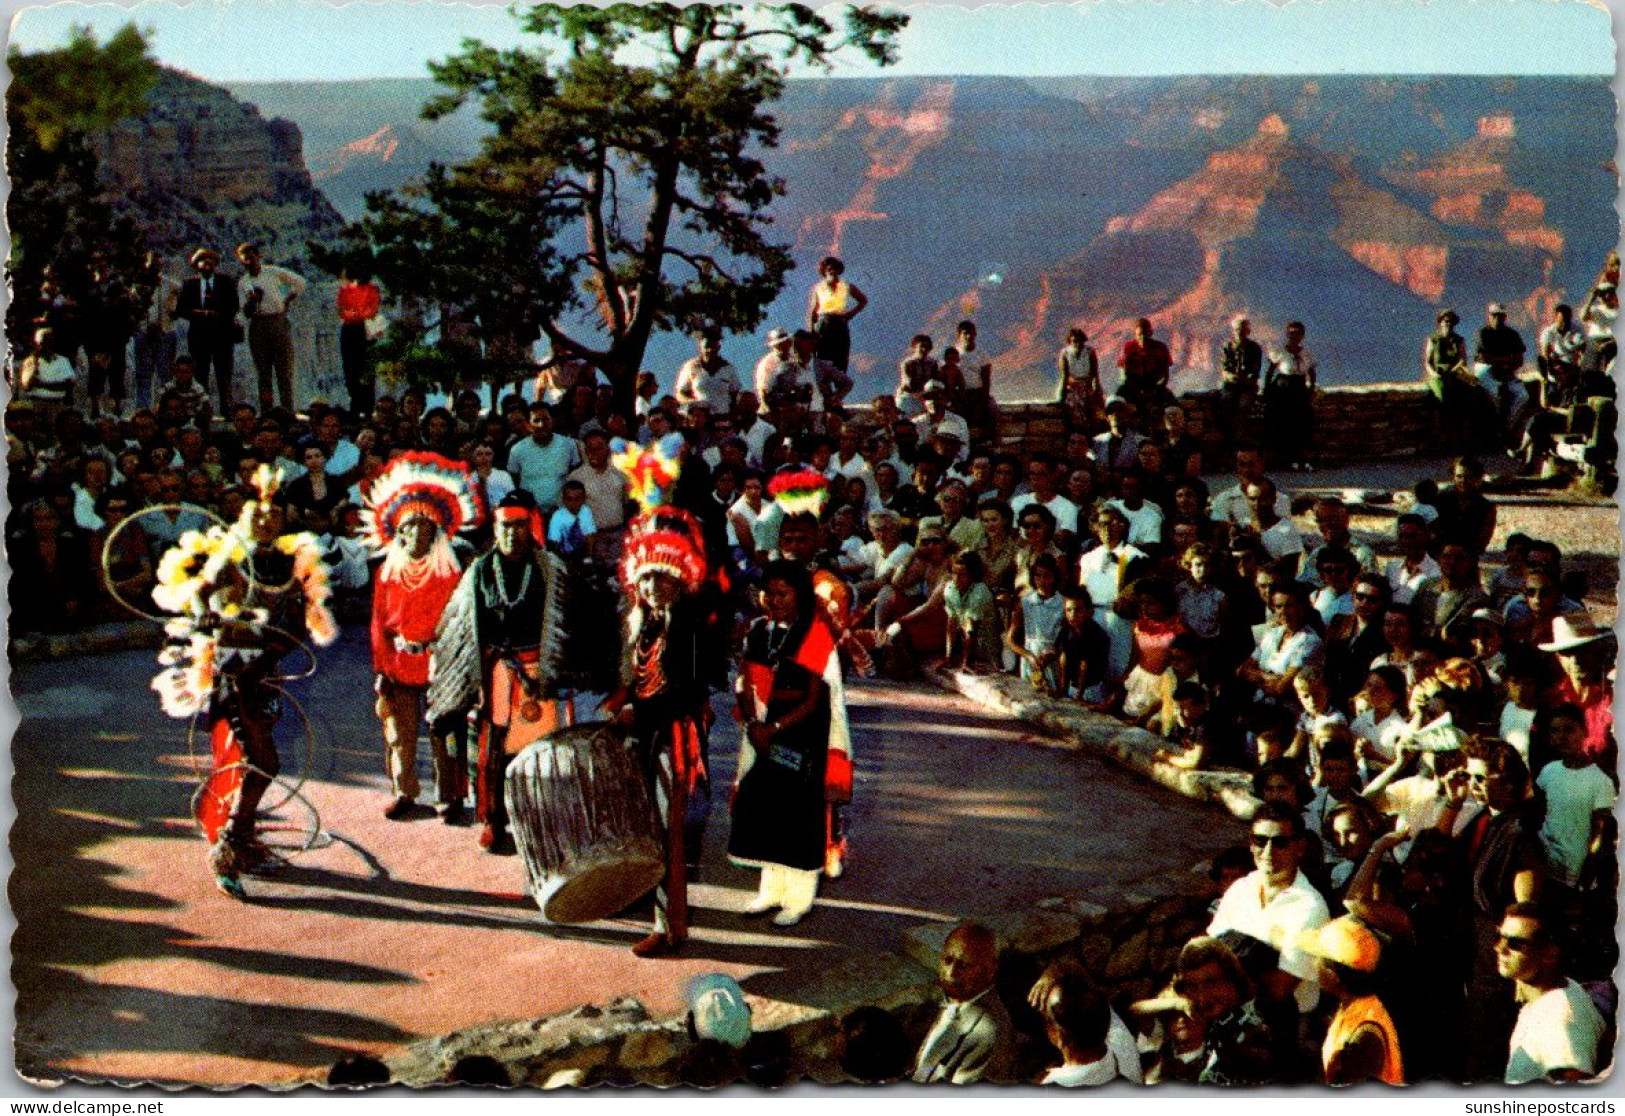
[1350,666,1409,778]
[635,372,659,417]
[1120,579,1185,721]
[1289,668,1347,764]
[1175,542,1226,647]
[944,551,1002,673]
[547,479,597,558]
[1007,552,1065,692]
[1154,633,1208,736]
[1486,532,1533,609]
[1497,651,1542,766]
[1154,681,1214,770]
[895,334,938,417]
[163,356,209,422]
[1534,703,1616,894]
[1057,587,1111,706]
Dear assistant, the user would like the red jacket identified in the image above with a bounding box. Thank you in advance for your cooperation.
[371,567,460,686]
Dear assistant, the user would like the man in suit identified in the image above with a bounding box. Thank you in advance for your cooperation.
[912,922,1014,1084]
[174,248,239,412]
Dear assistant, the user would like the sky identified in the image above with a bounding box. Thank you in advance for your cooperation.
[4,0,1618,82]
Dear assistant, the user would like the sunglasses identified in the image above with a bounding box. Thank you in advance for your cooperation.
[1496,933,1539,953]
[1249,833,1294,849]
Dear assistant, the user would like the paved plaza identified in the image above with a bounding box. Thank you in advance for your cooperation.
[11,636,1237,1086]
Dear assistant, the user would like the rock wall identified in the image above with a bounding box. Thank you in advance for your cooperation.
[377,886,1215,1089]
[993,382,1438,468]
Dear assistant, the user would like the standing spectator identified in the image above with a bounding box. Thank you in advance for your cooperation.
[754,327,802,412]
[173,248,239,412]
[793,328,852,416]
[82,256,139,419]
[1498,903,1606,1083]
[506,402,581,520]
[1423,308,1472,451]
[674,329,740,410]
[236,242,307,412]
[1298,918,1405,1084]
[805,255,867,372]
[16,328,77,412]
[1219,314,1263,441]
[1264,321,1317,472]
[1457,742,1543,1081]
[1476,303,1528,446]
[132,251,180,410]
[1533,705,1616,896]
[336,267,382,417]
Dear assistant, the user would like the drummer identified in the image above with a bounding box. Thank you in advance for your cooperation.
[603,506,713,958]
[427,489,569,854]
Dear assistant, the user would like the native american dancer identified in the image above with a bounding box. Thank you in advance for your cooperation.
[148,465,337,898]
[362,452,484,822]
[600,436,714,957]
[427,489,567,853]
[766,469,858,877]
[730,558,846,927]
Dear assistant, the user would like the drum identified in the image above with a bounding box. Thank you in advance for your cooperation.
[505,722,664,924]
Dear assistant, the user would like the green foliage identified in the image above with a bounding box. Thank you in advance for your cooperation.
[8,23,158,152]
[342,2,906,404]
[6,24,159,353]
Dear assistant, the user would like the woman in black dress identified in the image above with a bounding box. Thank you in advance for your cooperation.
[730,560,839,927]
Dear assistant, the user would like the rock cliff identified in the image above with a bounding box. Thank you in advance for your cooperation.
[90,68,345,271]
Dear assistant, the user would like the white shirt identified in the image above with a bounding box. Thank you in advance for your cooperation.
[674,358,740,407]
[1351,709,1409,768]
[1257,517,1304,560]
[1207,868,1330,1014]
[1253,625,1324,679]
[1108,499,1164,548]
[1078,543,1147,610]
[737,418,776,469]
[1385,554,1441,605]
[1212,482,1290,527]
[853,540,914,584]
[1011,492,1080,536]
[754,351,802,404]
[1311,585,1354,628]
[1506,980,1604,1084]
[240,264,307,316]
[1536,761,1616,887]
[1499,703,1537,765]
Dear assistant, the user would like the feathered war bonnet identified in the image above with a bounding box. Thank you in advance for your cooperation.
[612,433,708,594]
[360,450,485,550]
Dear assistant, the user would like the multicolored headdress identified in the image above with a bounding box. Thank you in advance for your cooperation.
[769,468,830,519]
[614,437,708,595]
[361,451,485,551]
[612,433,687,515]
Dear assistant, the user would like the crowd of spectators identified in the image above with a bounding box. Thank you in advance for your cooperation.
[5,256,1617,1084]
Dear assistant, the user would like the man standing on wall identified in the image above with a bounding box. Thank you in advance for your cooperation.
[237,242,307,413]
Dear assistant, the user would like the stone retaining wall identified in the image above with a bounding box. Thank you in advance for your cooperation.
[8,621,163,663]
[929,666,1261,823]
[993,382,1438,469]
[376,882,1216,1090]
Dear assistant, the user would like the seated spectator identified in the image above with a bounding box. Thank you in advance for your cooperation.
[1297,917,1405,1084]
[1057,587,1112,705]
[1207,801,1331,1030]
[944,551,1002,673]
[1034,969,1126,1086]
[1499,902,1607,1083]
[1168,936,1275,1086]
[1155,680,1215,770]
[912,922,1013,1084]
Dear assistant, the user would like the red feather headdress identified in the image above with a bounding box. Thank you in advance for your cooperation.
[360,452,485,551]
